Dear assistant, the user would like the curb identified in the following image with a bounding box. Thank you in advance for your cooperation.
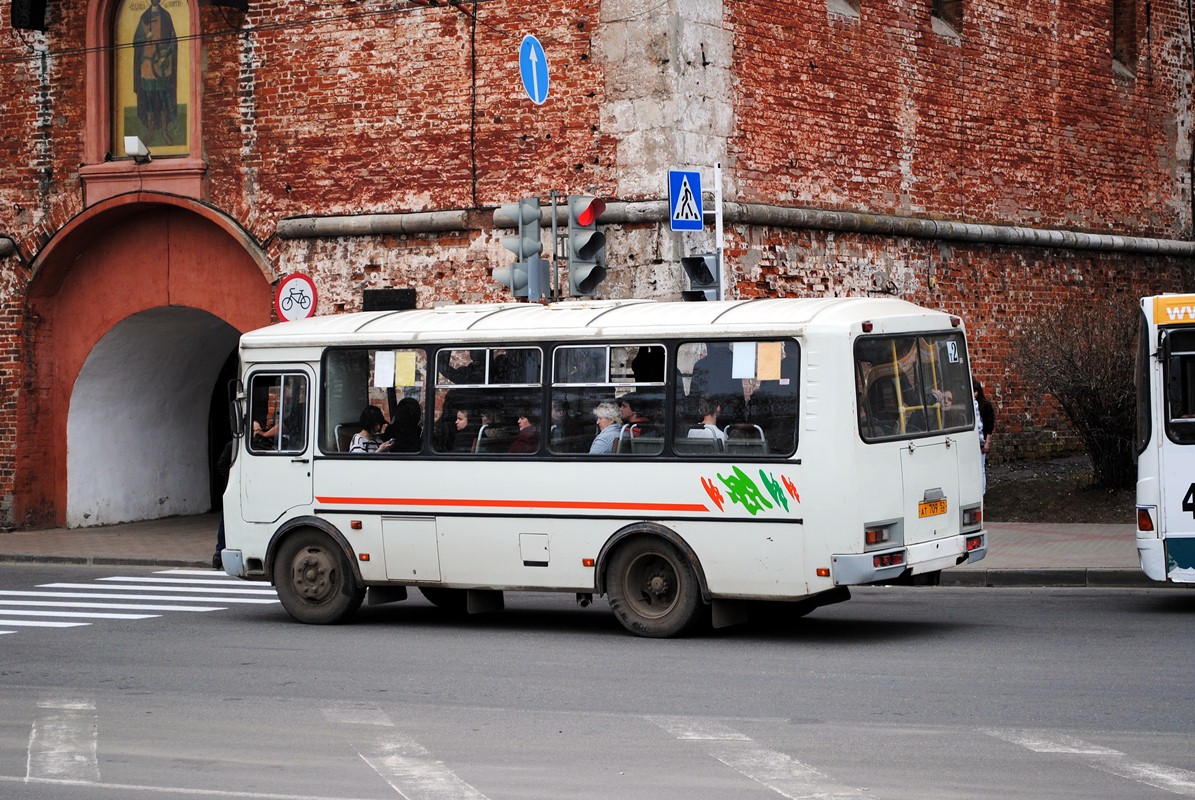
[941,568,1189,588]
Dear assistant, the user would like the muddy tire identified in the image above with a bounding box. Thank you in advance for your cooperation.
[607,537,704,638]
[273,530,364,624]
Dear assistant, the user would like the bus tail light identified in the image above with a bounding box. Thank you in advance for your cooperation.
[1137,507,1155,532]
[873,551,904,568]
[961,505,982,530]
[863,521,902,551]
[865,527,890,546]
[965,535,984,552]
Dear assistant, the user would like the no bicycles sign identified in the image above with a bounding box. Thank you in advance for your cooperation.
[274,273,318,322]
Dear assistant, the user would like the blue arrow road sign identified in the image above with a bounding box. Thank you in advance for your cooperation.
[519,35,549,105]
[669,169,704,231]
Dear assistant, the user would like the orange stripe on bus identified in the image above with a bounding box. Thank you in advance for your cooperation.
[316,496,710,513]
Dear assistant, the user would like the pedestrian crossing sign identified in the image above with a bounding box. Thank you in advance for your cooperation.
[668,169,703,232]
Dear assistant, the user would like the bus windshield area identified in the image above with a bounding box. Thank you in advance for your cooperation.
[854,333,973,441]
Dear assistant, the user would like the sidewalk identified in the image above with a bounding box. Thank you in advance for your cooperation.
[0,514,1181,588]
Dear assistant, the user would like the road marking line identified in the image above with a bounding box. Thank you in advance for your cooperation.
[40,583,277,595]
[323,706,394,727]
[984,729,1119,755]
[984,729,1195,796]
[0,609,159,620]
[646,715,751,740]
[27,698,99,782]
[98,577,257,586]
[0,774,388,799]
[157,569,235,577]
[359,732,490,800]
[0,619,89,628]
[647,716,866,799]
[0,591,277,604]
[0,599,224,612]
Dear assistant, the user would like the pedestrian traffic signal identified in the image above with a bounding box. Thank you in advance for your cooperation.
[494,197,542,298]
[567,195,606,297]
[681,253,720,301]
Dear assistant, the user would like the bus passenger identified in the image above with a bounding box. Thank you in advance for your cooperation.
[349,405,393,454]
[508,410,540,453]
[385,397,423,453]
[690,396,728,447]
[589,402,621,454]
[452,408,479,452]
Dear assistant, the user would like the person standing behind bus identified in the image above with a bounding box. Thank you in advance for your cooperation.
[973,379,995,493]
[589,402,622,454]
[350,405,393,454]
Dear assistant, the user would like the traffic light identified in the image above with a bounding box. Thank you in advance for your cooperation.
[494,198,542,298]
[681,253,720,301]
[567,195,607,297]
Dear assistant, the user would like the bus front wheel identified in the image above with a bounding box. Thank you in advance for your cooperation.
[273,530,364,624]
[607,537,703,638]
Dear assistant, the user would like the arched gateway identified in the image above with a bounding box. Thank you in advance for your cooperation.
[19,193,274,528]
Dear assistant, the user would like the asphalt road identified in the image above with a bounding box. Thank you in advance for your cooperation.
[0,563,1192,800]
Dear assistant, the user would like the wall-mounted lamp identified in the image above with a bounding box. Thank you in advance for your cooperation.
[123,136,151,164]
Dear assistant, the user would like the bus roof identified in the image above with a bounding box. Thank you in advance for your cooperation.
[241,297,957,349]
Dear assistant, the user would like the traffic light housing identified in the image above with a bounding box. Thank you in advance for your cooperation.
[681,253,720,301]
[567,195,606,297]
[494,198,542,297]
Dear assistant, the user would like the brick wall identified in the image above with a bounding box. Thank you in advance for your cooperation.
[0,0,1192,523]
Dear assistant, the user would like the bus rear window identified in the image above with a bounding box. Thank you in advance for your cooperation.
[855,333,973,441]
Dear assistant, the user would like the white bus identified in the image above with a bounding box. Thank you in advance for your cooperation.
[1135,294,1195,584]
[221,297,987,637]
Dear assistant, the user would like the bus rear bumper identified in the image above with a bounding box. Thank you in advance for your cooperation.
[831,532,984,586]
[1137,536,1195,583]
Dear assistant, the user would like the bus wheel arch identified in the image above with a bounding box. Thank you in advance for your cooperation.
[598,524,709,638]
[269,521,365,625]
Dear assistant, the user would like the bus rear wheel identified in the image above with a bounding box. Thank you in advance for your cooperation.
[273,530,364,624]
[607,537,703,638]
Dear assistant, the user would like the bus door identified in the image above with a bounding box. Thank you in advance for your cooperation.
[1158,327,1195,574]
[900,439,961,545]
[240,369,314,523]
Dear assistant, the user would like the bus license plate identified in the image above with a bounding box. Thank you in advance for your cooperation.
[918,499,947,518]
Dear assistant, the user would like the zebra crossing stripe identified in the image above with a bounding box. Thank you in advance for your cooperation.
[97,576,260,586]
[647,716,866,799]
[358,731,491,800]
[0,591,276,604]
[0,619,89,628]
[40,583,277,595]
[27,699,99,783]
[985,729,1195,796]
[0,609,158,620]
[0,599,224,612]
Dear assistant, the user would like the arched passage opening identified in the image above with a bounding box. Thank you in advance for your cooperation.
[21,193,274,528]
[67,307,240,526]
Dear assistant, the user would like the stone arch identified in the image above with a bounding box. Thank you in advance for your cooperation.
[20,193,274,528]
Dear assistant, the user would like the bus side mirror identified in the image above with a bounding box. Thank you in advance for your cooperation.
[228,379,245,437]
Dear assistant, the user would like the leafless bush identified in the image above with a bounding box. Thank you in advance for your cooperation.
[1011,295,1137,490]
